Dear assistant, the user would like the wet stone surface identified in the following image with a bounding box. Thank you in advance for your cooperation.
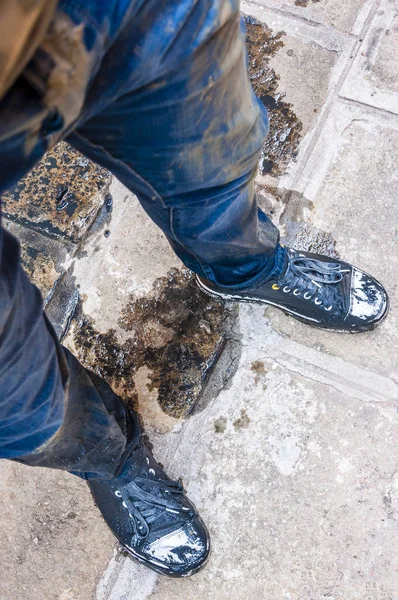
[4,219,74,304]
[255,185,339,257]
[280,190,339,256]
[20,246,60,301]
[294,0,321,6]
[69,269,228,418]
[1,142,111,242]
[283,220,339,257]
[245,16,303,176]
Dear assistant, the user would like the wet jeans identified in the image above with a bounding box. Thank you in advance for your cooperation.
[0,0,283,475]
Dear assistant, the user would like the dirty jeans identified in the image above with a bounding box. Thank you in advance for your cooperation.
[0,0,283,476]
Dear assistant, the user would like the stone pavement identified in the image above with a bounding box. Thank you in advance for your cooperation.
[1,0,398,598]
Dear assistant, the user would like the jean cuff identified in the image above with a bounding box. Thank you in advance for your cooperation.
[222,243,287,292]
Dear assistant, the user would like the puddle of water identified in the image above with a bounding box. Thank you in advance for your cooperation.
[244,16,303,176]
[68,268,228,418]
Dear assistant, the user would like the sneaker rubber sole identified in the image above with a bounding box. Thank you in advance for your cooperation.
[196,275,389,334]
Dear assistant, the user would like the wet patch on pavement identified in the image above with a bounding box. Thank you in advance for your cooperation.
[46,267,80,337]
[214,417,228,434]
[233,408,251,430]
[1,142,111,242]
[255,186,339,257]
[279,189,339,257]
[244,16,303,176]
[251,360,268,375]
[4,219,74,304]
[294,0,321,6]
[283,220,339,257]
[68,268,229,419]
[20,246,60,301]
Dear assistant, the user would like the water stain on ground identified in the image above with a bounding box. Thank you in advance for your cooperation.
[294,0,321,6]
[233,409,251,430]
[280,189,339,257]
[245,16,303,176]
[20,246,60,300]
[69,268,228,418]
[251,360,268,375]
[1,142,110,242]
[283,220,339,257]
[256,186,339,257]
[251,359,271,387]
[214,417,228,434]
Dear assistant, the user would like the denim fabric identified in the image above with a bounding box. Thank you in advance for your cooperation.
[17,348,142,480]
[0,0,283,469]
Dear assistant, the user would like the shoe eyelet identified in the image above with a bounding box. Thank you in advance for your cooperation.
[272,284,280,290]
[293,289,300,296]
[325,305,332,311]
[283,286,291,293]
[115,491,122,497]
[303,292,312,300]
[314,298,322,306]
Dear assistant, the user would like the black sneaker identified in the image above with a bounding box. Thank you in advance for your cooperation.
[196,247,389,332]
[88,440,210,577]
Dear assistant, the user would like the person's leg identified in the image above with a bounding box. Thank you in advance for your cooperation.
[67,2,387,333]
[2,0,267,468]
[0,1,213,570]
[67,5,285,291]
[0,228,67,459]
[0,223,209,575]
[0,223,138,476]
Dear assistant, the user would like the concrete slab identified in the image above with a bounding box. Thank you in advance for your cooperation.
[105,304,398,599]
[62,177,229,426]
[246,0,374,33]
[241,1,354,186]
[0,462,115,600]
[265,33,337,136]
[372,13,398,93]
[272,101,398,379]
[340,0,398,114]
[1,142,111,242]
[64,178,181,328]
